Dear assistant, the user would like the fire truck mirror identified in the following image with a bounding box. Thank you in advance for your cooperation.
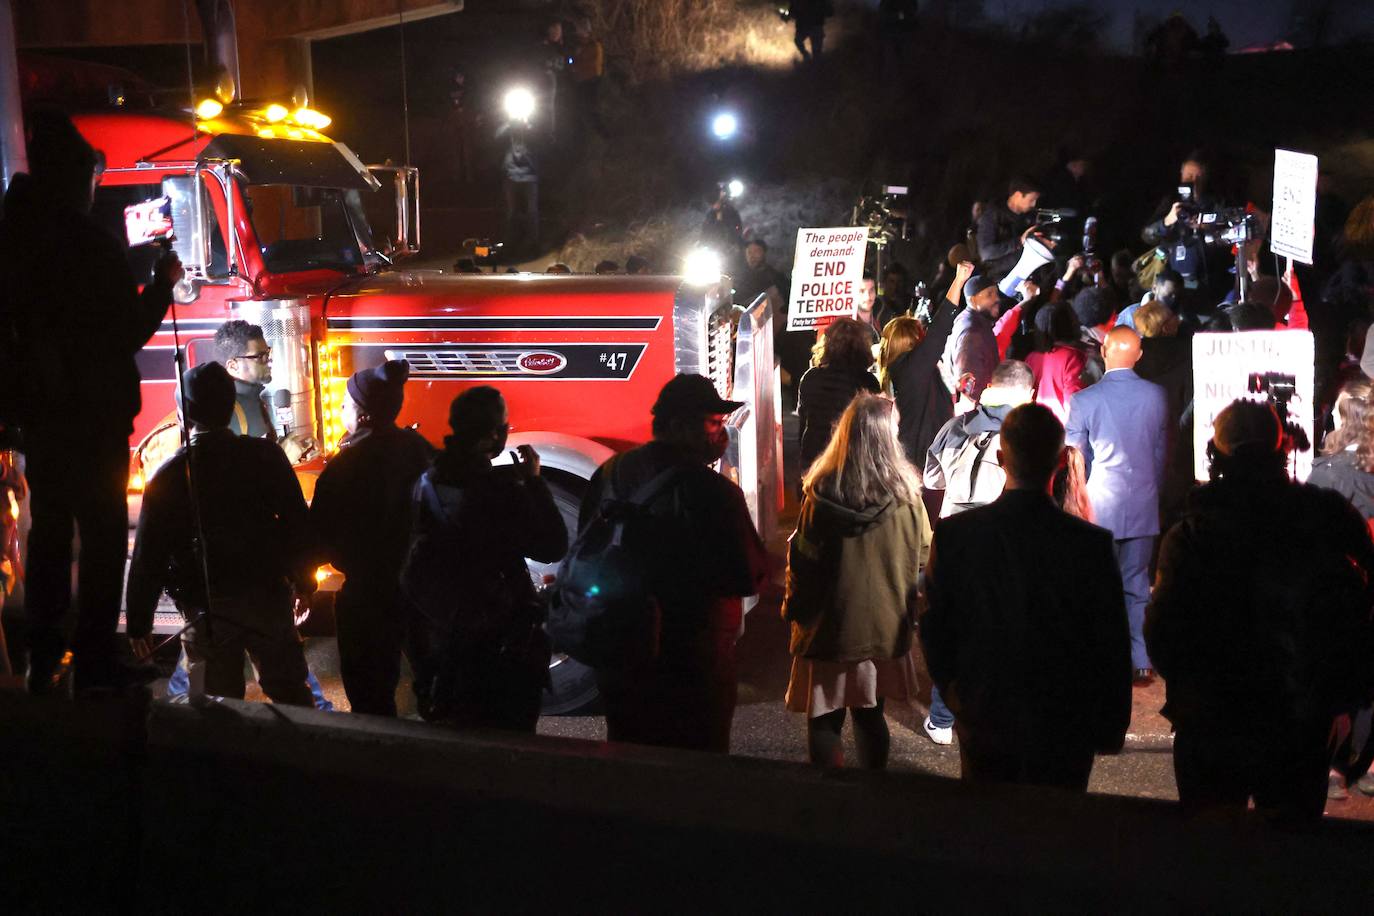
[364,165,421,258]
[161,175,210,294]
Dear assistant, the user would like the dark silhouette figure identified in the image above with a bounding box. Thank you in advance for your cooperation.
[0,110,182,694]
[922,403,1132,791]
[310,360,433,716]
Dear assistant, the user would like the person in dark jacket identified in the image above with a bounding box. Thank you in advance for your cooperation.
[784,394,931,769]
[126,363,313,705]
[941,274,1003,407]
[311,360,433,716]
[891,261,975,485]
[213,320,314,462]
[0,110,182,694]
[921,403,1132,791]
[797,317,881,473]
[788,0,832,61]
[1140,153,1228,310]
[1309,378,1374,518]
[401,386,566,731]
[580,374,769,752]
[975,176,1041,281]
[1146,399,1374,824]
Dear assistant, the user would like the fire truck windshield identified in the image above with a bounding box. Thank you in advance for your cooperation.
[245,184,366,274]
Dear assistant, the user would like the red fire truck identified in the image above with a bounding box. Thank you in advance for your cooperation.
[65,100,782,711]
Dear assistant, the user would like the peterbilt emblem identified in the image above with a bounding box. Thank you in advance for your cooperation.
[517,351,567,374]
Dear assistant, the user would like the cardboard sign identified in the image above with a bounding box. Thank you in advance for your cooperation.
[786,226,868,331]
[1271,149,1318,264]
[1191,330,1314,481]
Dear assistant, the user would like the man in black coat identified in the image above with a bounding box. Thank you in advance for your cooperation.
[126,363,313,705]
[921,403,1133,790]
[0,111,182,694]
[310,360,433,716]
[1146,399,1374,824]
[975,176,1041,282]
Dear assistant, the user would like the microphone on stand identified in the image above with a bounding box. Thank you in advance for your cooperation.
[271,388,294,439]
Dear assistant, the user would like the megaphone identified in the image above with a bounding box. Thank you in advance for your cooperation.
[998,237,1056,297]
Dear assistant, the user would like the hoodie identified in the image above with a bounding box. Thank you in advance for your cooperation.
[783,490,931,662]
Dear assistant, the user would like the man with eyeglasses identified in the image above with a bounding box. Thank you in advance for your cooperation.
[213,320,315,463]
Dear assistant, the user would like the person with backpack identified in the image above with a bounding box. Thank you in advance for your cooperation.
[783,394,931,769]
[919,359,1035,744]
[400,386,567,731]
[564,374,768,753]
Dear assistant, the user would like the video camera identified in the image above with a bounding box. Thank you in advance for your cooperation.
[1247,371,1310,453]
[1195,207,1258,246]
[851,185,911,244]
[1033,208,1078,245]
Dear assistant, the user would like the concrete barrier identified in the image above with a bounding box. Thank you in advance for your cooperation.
[4,687,1374,912]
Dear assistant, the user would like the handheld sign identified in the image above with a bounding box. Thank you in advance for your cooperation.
[124,196,174,247]
[1271,149,1318,265]
[786,226,868,332]
[1191,330,1314,481]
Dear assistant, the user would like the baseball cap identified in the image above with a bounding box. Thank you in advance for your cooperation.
[651,374,744,418]
[963,275,998,303]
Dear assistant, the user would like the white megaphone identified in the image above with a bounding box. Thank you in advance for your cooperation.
[998,237,1056,297]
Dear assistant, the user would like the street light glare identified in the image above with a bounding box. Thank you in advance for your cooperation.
[683,248,724,288]
[711,111,738,140]
[504,87,536,123]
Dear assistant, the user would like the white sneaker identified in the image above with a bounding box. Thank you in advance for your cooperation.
[923,716,953,746]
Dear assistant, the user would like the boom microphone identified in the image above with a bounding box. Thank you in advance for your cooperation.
[271,389,294,438]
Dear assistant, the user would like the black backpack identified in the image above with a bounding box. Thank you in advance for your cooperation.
[547,467,681,670]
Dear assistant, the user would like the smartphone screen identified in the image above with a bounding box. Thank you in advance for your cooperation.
[124,196,174,247]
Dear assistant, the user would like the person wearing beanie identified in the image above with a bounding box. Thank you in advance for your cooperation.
[310,359,434,716]
[1146,398,1374,824]
[126,362,315,706]
[574,374,768,753]
[399,386,566,731]
[0,109,184,695]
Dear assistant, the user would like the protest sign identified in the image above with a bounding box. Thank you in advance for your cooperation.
[786,227,868,332]
[1191,330,1314,481]
[1271,149,1318,264]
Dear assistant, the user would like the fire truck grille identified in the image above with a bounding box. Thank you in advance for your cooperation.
[396,350,525,375]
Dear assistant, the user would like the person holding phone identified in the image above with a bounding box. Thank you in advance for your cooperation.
[309,360,433,716]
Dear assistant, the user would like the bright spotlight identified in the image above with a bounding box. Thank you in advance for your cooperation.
[504,87,536,123]
[683,248,724,288]
[727,178,745,198]
[711,111,739,140]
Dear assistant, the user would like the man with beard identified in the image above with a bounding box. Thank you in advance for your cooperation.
[578,374,769,752]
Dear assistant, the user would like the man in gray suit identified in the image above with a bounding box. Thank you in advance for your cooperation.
[1066,326,1169,685]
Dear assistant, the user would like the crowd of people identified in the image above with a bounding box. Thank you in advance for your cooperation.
[7,105,1374,829]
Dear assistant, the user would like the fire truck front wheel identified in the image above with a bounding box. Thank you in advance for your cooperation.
[539,471,600,716]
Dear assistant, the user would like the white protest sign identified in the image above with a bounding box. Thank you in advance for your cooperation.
[1271,149,1318,264]
[786,226,868,331]
[1191,330,1314,481]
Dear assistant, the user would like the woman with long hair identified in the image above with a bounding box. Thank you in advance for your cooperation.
[783,393,932,769]
[1309,378,1374,519]
[877,316,925,394]
[797,317,881,473]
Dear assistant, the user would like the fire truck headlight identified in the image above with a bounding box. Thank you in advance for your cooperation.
[194,98,223,120]
[292,107,331,131]
[683,248,724,288]
[503,87,536,124]
[711,111,739,141]
[727,178,745,199]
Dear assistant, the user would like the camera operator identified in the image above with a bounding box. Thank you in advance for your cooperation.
[976,176,1043,281]
[1141,153,1228,310]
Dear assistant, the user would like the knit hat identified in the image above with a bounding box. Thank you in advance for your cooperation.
[181,362,236,428]
[962,275,998,304]
[347,359,410,423]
